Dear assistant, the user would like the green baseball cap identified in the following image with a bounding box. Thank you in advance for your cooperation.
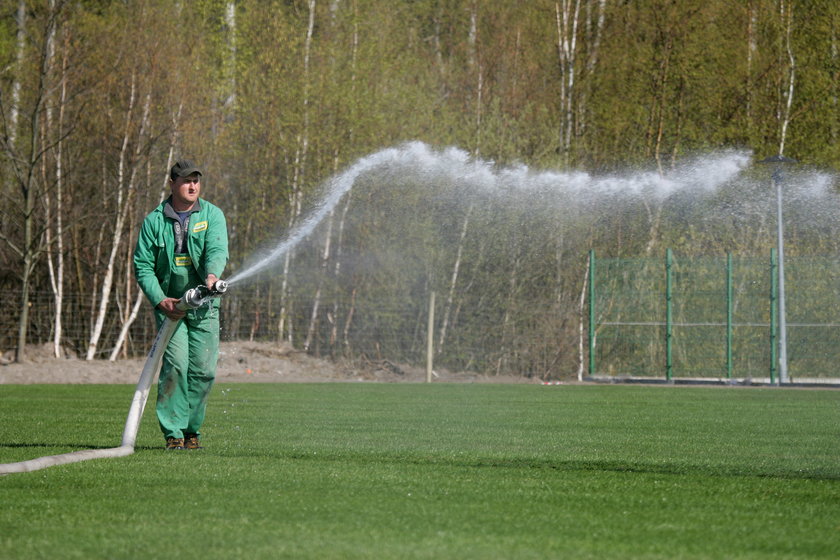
[170,160,202,180]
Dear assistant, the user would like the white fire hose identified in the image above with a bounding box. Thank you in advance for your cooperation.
[0,281,228,475]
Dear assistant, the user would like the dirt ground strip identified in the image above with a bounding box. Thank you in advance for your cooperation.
[0,341,534,385]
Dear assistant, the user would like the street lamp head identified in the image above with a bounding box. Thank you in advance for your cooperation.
[759,155,797,182]
[759,155,798,164]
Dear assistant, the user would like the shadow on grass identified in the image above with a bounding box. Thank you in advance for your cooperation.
[4,443,837,481]
[265,450,840,482]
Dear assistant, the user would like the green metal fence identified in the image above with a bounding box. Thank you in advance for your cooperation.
[588,250,840,382]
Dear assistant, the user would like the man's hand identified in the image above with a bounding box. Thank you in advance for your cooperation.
[206,274,218,291]
[157,298,186,321]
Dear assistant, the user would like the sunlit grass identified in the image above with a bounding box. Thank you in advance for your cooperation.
[2,383,838,559]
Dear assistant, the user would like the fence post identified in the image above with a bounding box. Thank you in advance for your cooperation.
[769,249,777,385]
[426,291,435,383]
[726,253,733,379]
[588,250,596,377]
[665,249,673,381]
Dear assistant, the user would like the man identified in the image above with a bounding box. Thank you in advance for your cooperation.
[133,160,229,450]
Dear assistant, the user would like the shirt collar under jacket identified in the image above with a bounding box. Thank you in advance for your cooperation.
[163,197,202,221]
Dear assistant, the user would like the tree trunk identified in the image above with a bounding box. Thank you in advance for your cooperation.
[329,2,358,354]
[8,0,26,148]
[44,18,66,358]
[643,197,663,256]
[7,0,27,360]
[468,1,483,155]
[556,0,582,164]
[746,1,757,124]
[831,11,838,145]
[650,32,673,174]
[578,0,606,139]
[109,105,183,360]
[577,251,590,381]
[329,192,352,350]
[304,208,335,352]
[224,2,237,110]
[11,3,62,362]
[342,288,356,353]
[279,0,316,343]
[778,0,795,156]
[86,78,149,359]
[438,203,473,352]
[495,254,521,376]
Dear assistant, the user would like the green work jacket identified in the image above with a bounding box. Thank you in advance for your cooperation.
[133,197,229,307]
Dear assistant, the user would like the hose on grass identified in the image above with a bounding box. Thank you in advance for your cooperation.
[0,316,177,475]
[0,281,227,475]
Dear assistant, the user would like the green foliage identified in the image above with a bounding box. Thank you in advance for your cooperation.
[5,1,840,377]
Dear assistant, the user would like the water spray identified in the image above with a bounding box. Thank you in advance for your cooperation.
[0,282,229,475]
[0,141,816,473]
[224,145,406,286]
[223,142,756,288]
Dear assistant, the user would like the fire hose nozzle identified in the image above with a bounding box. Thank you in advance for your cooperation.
[213,279,229,294]
[178,279,230,310]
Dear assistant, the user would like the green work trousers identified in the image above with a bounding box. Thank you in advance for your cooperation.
[155,305,220,440]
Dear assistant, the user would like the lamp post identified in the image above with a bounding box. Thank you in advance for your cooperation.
[760,155,797,385]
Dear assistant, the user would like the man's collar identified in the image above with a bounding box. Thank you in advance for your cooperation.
[163,197,201,219]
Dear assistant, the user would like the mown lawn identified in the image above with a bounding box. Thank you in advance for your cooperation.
[1,383,838,559]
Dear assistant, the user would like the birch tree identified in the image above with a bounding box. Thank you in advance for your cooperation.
[778,0,796,155]
[555,0,581,164]
[577,0,606,141]
[328,0,358,354]
[109,104,184,361]
[85,75,150,359]
[224,2,237,111]
[0,1,64,362]
[303,207,333,352]
[437,203,472,353]
[746,1,758,124]
[279,0,316,343]
[8,0,25,148]
[44,17,67,358]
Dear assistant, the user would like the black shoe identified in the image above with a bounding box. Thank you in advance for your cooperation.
[165,437,185,450]
[184,433,204,450]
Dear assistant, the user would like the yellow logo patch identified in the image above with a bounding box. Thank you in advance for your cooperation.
[174,255,193,267]
[192,221,208,233]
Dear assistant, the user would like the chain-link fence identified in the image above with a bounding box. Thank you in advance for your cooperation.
[3,285,576,380]
[590,250,840,382]
[218,287,573,379]
[12,250,837,383]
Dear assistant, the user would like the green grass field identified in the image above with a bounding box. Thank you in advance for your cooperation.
[1,383,838,559]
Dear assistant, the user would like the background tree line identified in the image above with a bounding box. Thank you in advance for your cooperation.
[1,0,839,378]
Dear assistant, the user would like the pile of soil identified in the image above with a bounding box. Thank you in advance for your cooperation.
[0,341,533,385]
